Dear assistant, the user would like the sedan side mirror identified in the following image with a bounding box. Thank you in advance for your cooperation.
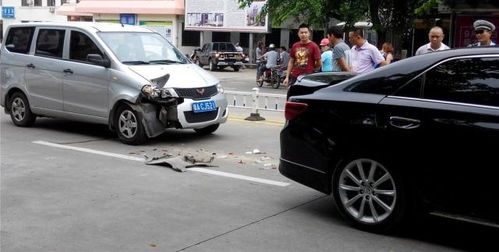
[87,54,111,68]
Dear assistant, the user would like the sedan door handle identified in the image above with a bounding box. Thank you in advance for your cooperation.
[63,69,73,74]
[26,63,35,69]
[389,116,421,130]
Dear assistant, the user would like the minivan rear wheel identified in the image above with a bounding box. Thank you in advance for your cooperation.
[115,105,147,145]
[332,157,407,233]
[9,92,36,127]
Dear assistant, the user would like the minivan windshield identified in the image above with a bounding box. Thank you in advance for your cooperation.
[98,32,188,65]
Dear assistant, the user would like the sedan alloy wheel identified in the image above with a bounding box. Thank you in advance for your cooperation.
[333,158,405,231]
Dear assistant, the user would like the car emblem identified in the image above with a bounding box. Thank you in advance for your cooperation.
[196,88,205,95]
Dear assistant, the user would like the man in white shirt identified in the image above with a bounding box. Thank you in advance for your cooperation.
[415,26,450,56]
[348,29,387,74]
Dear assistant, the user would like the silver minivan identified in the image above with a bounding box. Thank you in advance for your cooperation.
[0,22,228,144]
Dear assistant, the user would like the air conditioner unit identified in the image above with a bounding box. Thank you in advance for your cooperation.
[26,0,33,6]
[49,7,55,13]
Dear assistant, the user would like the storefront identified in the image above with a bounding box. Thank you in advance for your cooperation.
[56,0,185,48]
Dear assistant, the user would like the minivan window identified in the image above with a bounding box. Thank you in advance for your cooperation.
[70,31,103,62]
[99,32,187,65]
[35,29,65,58]
[424,57,499,107]
[5,27,35,54]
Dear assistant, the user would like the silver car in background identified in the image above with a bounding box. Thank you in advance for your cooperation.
[0,22,228,144]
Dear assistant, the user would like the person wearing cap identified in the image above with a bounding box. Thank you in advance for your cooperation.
[469,19,496,47]
[257,43,279,82]
[320,38,333,72]
[415,26,450,56]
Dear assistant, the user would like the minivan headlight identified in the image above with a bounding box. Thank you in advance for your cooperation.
[217,84,224,94]
[141,84,154,96]
[142,85,179,98]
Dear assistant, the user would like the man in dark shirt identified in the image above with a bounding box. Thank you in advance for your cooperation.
[283,23,322,86]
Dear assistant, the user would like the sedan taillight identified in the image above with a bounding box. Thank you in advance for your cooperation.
[285,101,308,121]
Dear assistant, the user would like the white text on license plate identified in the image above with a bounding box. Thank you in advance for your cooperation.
[192,100,217,113]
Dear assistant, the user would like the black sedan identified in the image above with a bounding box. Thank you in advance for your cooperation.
[280,47,499,232]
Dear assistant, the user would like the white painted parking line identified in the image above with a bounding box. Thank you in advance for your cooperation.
[33,141,144,161]
[33,141,290,187]
[188,168,290,187]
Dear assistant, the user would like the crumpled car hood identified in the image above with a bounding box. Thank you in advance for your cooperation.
[128,64,219,88]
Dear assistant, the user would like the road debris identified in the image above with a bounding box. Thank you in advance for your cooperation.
[145,152,217,172]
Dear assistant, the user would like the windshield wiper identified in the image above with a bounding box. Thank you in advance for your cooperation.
[122,60,150,65]
[149,59,185,64]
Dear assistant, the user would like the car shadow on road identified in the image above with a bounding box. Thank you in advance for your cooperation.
[30,118,116,140]
[31,118,225,145]
[305,196,499,251]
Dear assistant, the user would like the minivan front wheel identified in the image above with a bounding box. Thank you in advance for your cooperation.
[332,157,407,232]
[115,105,147,145]
[10,92,36,127]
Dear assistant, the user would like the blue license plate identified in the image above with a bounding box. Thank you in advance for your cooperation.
[192,100,217,113]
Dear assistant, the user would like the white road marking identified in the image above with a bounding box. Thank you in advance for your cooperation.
[188,168,290,187]
[33,140,290,187]
[33,141,144,161]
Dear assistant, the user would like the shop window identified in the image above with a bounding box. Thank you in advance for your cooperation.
[212,32,230,42]
[239,33,249,48]
[181,23,200,47]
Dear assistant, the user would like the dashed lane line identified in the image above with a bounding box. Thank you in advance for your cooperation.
[33,140,290,187]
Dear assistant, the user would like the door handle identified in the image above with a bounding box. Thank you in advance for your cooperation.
[63,69,73,74]
[26,63,35,69]
[389,116,421,129]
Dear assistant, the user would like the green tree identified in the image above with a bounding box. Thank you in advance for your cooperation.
[238,0,367,32]
[238,0,440,49]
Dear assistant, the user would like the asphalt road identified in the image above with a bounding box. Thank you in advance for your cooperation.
[1,110,498,252]
[205,67,288,95]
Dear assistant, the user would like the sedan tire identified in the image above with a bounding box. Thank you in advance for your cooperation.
[9,92,36,127]
[332,157,407,232]
[115,104,147,145]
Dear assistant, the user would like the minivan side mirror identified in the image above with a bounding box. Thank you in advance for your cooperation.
[87,54,111,68]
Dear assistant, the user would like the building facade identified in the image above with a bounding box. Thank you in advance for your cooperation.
[1,0,84,40]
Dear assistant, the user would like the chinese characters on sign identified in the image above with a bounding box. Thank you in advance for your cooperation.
[2,7,15,19]
[185,0,269,33]
[120,14,136,25]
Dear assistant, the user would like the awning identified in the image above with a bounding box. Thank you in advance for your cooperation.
[55,3,93,16]
[74,0,184,15]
